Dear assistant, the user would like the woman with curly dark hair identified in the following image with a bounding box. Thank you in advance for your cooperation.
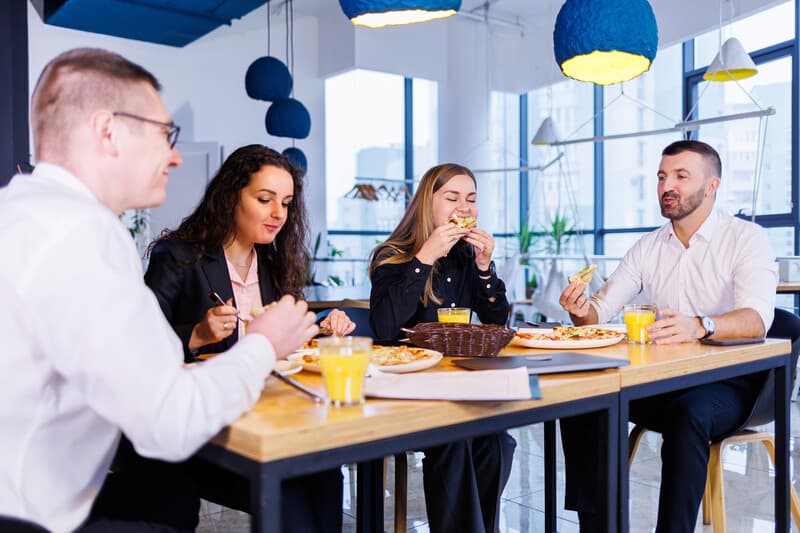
[145,144,354,361]
[136,145,349,531]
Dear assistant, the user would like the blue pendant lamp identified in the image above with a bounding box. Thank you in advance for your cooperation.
[554,0,658,85]
[245,56,293,101]
[339,0,461,29]
[282,147,308,173]
[266,98,311,139]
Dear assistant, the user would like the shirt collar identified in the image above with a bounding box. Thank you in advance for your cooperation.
[32,162,98,203]
[665,209,720,245]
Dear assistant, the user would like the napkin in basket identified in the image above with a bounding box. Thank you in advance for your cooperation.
[364,366,539,401]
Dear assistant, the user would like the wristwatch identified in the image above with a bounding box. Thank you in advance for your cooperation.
[476,261,495,277]
[699,315,716,339]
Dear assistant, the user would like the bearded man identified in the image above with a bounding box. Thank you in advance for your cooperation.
[558,140,778,533]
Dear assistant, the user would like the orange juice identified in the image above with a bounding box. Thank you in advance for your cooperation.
[623,304,656,344]
[317,336,372,406]
[437,307,471,323]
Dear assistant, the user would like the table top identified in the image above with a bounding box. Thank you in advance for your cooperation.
[777,282,800,293]
[210,337,788,463]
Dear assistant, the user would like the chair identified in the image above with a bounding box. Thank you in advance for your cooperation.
[0,516,50,533]
[628,307,800,532]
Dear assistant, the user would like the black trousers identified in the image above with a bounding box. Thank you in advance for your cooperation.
[421,432,516,533]
[107,438,343,533]
[561,376,760,533]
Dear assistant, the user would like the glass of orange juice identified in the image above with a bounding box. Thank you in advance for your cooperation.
[437,307,471,323]
[623,304,657,344]
[317,336,372,406]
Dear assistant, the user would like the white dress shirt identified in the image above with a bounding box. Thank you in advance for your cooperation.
[0,164,276,532]
[590,209,778,330]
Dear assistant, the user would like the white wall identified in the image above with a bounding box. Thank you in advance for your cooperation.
[27,3,327,240]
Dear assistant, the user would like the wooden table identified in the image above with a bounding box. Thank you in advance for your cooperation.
[198,338,791,533]
[197,359,621,533]
[777,282,800,294]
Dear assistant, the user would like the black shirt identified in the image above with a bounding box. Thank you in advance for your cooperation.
[369,241,509,341]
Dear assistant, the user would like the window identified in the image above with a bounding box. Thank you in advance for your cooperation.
[603,43,682,231]
[694,2,795,68]
[323,70,439,286]
[691,57,792,217]
[528,79,595,244]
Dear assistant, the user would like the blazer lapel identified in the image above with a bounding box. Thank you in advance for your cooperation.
[201,247,238,350]
[256,252,277,305]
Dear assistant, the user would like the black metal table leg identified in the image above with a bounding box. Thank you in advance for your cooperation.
[545,420,557,533]
[357,459,384,533]
[250,467,281,533]
[775,359,791,531]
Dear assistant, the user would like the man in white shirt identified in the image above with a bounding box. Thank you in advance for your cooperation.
[0,48,318,532]
[558,140,778,533]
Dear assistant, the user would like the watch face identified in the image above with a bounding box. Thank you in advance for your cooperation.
[702,316,715,335]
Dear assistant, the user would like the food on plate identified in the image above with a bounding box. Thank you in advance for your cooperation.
[274,360,300,373]
[301,345,433,367]
[569,263,598,284]
[448,215,477,229]
[515,326,622,342]
[301,338,318,350]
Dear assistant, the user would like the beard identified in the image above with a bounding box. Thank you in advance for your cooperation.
[659,186,706,220]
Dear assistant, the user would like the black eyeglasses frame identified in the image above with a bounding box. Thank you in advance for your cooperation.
[112,111,181,149]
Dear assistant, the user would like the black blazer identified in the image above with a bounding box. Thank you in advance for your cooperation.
[144,239,277,361]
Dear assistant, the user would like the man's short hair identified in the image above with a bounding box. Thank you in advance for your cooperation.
[31,48,161,157]
[661,140,722,180]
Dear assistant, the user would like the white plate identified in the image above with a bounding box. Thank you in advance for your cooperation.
[287,348,443,374]
[510,328,625,349]
[273,360,303,376]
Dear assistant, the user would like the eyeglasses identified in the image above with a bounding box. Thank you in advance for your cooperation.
[112,111,181,149]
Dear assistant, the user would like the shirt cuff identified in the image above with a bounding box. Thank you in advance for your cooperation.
[407,258,433,279]
[476,274,501,298]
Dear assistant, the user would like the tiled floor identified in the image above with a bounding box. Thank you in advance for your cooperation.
[197,402,800,532]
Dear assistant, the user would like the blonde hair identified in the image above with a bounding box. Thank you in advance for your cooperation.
[369,163,476,306]
[31,48,160,160]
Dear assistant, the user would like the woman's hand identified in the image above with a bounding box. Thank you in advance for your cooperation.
[320,309,357,336]
[463,228,494,271]
[189,297,238,350]
[415,223,469,265]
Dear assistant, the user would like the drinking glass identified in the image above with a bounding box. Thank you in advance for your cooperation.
[317,336,372,406]
[437,307,472,323]
[623,304,657,344]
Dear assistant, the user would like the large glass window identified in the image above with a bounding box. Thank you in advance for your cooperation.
[691,57,792,217]
[694,1,795,67]
[527,80,595,248]
[323,70,439,286]
[603,43,682,230]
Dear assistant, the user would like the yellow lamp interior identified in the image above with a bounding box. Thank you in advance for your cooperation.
[561,50,651,85]
[703,68,758,82]
[350,9,456,28]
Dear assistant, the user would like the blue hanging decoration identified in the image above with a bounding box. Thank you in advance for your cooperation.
[245,56,293,101]
[282,147,307,173]
[339,0,461,28]
[553,0,658,85]
[266,98,311,139]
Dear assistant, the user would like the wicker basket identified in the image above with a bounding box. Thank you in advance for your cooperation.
[403,323,515,357]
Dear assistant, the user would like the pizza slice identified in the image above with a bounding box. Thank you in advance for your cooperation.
[569,263,598,284]
[449,215,477,228]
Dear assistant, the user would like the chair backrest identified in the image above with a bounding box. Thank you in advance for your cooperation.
[736,307,800,429]
[315,306,375,339]
[0,516,50,533]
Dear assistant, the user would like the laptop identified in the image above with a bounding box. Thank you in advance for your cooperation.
[453,352,629,375]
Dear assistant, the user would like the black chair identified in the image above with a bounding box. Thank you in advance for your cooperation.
[628,307,800,531]
[0,516,50,533]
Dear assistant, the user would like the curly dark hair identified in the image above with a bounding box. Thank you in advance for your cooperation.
[150,144,310,299]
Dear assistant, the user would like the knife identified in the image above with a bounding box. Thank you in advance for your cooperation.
[270,370,326,403]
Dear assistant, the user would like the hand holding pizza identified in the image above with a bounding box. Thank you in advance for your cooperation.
[416,223,470,265]
[463,228,495,271]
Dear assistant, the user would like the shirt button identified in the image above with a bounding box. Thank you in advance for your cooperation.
[486,283,491,289]
[446,277,452,283]
[451,303,456,307]
[414,268,420,273]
